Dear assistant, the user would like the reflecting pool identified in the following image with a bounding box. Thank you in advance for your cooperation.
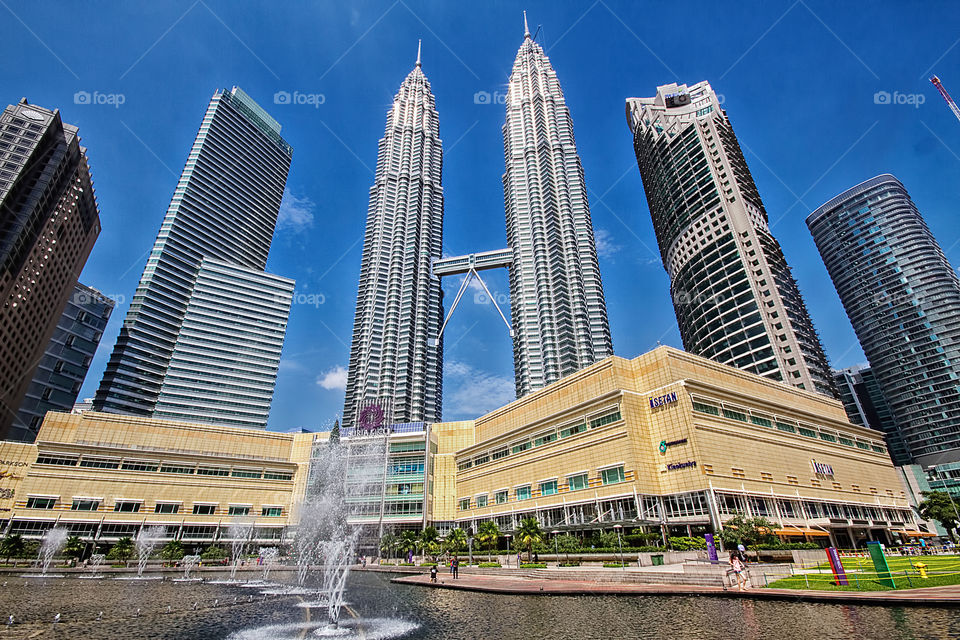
[0,570,957,639]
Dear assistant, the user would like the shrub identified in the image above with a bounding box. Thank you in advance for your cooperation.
[604,562,629,568]
[398,562,415,566]
[625,532,659,547]
[478,562,501,568]
[668,536,706,551]
[519,563,546,568]
[558,561,581,567]
[420,562,437,566]
[200,545,228,561]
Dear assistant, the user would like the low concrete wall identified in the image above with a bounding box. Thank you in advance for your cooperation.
[791,549,828,567]
[638,551,704,566]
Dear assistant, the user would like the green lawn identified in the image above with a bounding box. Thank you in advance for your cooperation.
[767,554,960,591]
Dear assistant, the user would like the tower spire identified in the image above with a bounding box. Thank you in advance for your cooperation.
[416,38,422,67]
[523,11,530,39]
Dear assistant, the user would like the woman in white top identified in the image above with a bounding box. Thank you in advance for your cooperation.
[729,551,749,590]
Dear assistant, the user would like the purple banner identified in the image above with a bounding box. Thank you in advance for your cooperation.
[705,533,718,562]
[826,546,848,586]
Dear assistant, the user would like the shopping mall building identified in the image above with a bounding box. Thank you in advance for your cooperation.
[0,347,929,552]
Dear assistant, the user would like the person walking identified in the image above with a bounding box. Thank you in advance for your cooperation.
[729,551,748,591]
[452,555,459,580]
[430,565,438,583]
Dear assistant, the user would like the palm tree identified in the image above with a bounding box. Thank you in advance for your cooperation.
[516,517,544,562]
[107,537,135,562]
[0,534,25,565]
[63,536,86,560]
[420,526,439,550]
[160,540,185,562]
[379,532,398,559]
[445,528,467,555]
[476,521,500,562]
[399,530,419,561]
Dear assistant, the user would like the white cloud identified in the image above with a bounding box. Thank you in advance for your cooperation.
[277,187,315,233]
[594,228,621,259]
[317,365,348,391]
[445,361,515,416]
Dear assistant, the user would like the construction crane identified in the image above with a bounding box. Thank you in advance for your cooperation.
[930,75,960,123]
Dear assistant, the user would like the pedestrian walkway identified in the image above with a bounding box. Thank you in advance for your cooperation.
[392,572,960,607]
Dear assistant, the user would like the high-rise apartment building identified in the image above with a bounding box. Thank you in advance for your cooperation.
[502,17,613,397]
[626,81,836,397]
[808,174,960,465]
[12,283,114,442]
[343,47,444,428]
[94,88,294,430]
[0,99,101,440]
[833,365,908,465]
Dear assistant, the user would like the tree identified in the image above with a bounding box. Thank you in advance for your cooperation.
[106,537,135,562]
[445,528,467,554]
[379,532,398,559]
[516,517,544,562]
[476,521,500,562]
[398,530,419,560]
[200,545,228,561]
[160,540,185,562]
[918,491,960,542]
[329,420,341,447]
[720,515,776,549]
[555,534,580,554]
[63,536,86,560]
[0,534,25,564]
[420,526,439,552]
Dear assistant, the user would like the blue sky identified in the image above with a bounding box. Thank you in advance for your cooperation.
[4,1,960,431]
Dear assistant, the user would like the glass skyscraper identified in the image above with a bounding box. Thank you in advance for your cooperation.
[808,174,960,465]
[502,18,613,397]
[833,365,908,464]
[626,81,836,397]
[94,87,294,430]
[343,47,444,428]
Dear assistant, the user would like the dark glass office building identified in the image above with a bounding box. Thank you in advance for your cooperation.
[833,365,909,465]
[809,174,960,466]
[0,99,101,440]
[12,283,114,441]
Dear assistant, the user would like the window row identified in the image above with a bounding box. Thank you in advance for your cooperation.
[457,407,623,472]
[458,465,627,510]
[23,496,284,517]
[34,453,294,480]
[715,493,912,523]
[690,394,887,454]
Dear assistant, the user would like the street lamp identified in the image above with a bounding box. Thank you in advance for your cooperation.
[613,524,624,570]
[551,530,560,565]
[505,534,512,567]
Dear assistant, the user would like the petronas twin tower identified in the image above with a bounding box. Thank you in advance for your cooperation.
[343,20,612,427]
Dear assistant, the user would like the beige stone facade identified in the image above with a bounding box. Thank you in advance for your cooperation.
[444,347,921,548]
[0,412,317,546]
[0,347,926,551]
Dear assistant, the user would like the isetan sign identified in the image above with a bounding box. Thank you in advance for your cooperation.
[649,391,678,409]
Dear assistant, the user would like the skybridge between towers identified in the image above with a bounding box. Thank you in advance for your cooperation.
[429,248,514,347]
